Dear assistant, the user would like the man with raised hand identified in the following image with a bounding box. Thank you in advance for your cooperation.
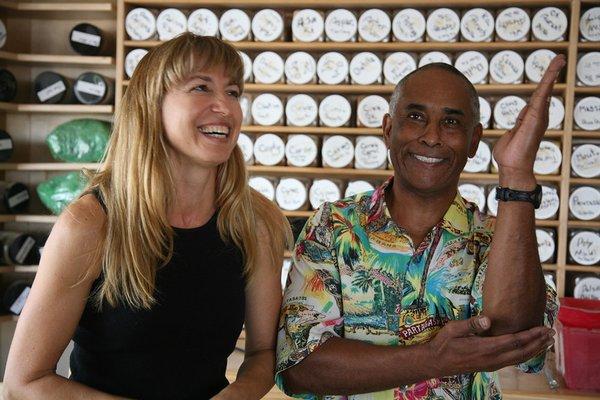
[275,55,566,399]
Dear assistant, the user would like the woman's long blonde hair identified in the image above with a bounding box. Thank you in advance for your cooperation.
[88,33,292,309]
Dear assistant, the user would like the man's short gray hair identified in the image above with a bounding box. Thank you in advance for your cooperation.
[388,63,481,126]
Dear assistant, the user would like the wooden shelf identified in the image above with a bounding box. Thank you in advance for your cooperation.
[0,103,113,114]
[578,42,600,50]
[0,1,113,12]
[282,210,313,218]
[124,0,571,6]
[574,87,600,94]
[0,51,114,66]
[571,131,600,138]
[0,215,57,223]
[542,264,558,271]
[0,265,38,273]
[570,178,600,185]
[565,264,600,272]
[0,163,100,171]
[567,220,600,228]
[0,314,18,323]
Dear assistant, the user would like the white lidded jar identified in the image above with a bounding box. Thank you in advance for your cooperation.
[577,52,600,86]
[486,186,499,216]
[418,51,452,67]
[325,9,358,42]
[460,8,495,42]
[488,50,525,84]
[345,180,375,197]
[252,51,284,84]
[533,140,562,175]
[479,97,492,128]
[493,95,527,129]
[536,229,556,263]
[253,133,285,166]
[354,136,387,170]
[495,7,530,42]
[454,51,489,84]
[322,135,354,168]
[426,8,460,42]
[249,176,276,201]
[319,94,352,127]
[237,133,254,165]
[536,185,560,220]
[392,8,426,42]
[285,52,317,85]
[309,179,342,209]
[239,51,253,83]
[458,183,486,212]
[156,8,187,41]
[580,7,600,42]
[219,9,252,42]
[292,9,325,42]
[574,275,600,299]
[285,134,319,167]
[125,49,148,79]
[317,52,349,85]
[571,143,600,178]
[569,186,600,221]
[531,7,568,41]
[358,9,391,42]
[525,49,557,83]
[251,93,284,126]
[187,8,219,37]
[251,9,285,42]
[276,178,308,211]
[240,94,252,125]
[383,52,417,84]
[569,230,600,265]
[573,97,600,131]
[125,8,157,40]
[548,96,565,129]
[349,52,382,85]
[285,94,318,127]
[357,95,389,128]
[464,140,491,173]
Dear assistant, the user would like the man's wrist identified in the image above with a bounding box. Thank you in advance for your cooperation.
[498,169,537,191]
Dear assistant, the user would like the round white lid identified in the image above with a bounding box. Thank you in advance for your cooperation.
[479,97,491,127]
[249,176,275,201]
[237,133,254,163]
[355,136,387,169]
[536,229,556,263]
[292,9,324,42]
[357,95,389,128]
[571,143,600,178]
[251,93,283,126]
[532,7,568,41]
[573,96,600,131]
[319,94,352,127]
[285,134,318,167]
[460,8,495,42]
[570,231,600,265]
[285,94,318,127]
[487,186,498,216]
[548,96,565,129]
[495,7,531,42]
[345,180,375,197]
[458,183,486,212]
[574,276,600,299]
[358,8,391,42]
[253,133,285,166]
[240,95,251,122]
[219,9,251,42]
[489,50,525,84]
[418,51,452,67]
[464,140,492,173]
[252,9,284,42]
[577,52,600,86]
[317,52,349,85]
[187,8,219,37]
[238,51,253,82]
[125,8,157,41]
[535,185,560,220]
[525,49,557,83]
[383,52,417,84]
[0,19,6,49]
[276,178,307,210]
[350,52,382,85]
[392,8,426,42]
[309,179,341,209]
[493,95,527,129]
[426,8,460,42]
[285,52,317,85]
[534,141,562,175]
[125,49,149,78]
[325,9,358,42]
[252,51,284,84]
[569,186,600,221]
[322,135,354,168]
[580,7,600,42]
[454,51,489,84]
[156,8,187,41]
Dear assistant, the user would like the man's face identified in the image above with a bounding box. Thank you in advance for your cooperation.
[383,68,482,197]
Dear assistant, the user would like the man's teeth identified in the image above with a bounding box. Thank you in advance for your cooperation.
[199,125,230,136]
[414,154,444,164]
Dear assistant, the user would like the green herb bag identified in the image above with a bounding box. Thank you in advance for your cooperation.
[37,172,88,215]
[46,119,110,162]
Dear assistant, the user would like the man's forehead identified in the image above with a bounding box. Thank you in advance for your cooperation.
[398,69,473,110]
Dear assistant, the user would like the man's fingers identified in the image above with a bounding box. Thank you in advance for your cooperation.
[445,316,491,337]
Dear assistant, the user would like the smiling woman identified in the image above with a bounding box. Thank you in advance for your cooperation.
[2,33,292,400]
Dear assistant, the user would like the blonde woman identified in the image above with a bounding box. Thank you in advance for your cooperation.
[3,33,291,400]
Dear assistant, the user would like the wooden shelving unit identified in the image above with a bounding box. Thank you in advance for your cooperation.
[0,51,114,66]
[0,102,114,113]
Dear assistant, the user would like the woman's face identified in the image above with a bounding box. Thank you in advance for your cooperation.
[161,65,242,169]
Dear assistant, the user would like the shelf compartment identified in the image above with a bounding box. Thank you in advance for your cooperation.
[0,103,113,114]
[0,51,114,66]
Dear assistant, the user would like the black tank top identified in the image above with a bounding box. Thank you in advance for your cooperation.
[70,192,246,399]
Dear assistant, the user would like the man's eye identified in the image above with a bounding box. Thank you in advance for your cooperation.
[445,117,459,126]
[408,112,424,121]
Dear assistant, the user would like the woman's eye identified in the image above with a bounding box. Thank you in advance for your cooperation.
[192,84,209,93]
[227,90,240,98]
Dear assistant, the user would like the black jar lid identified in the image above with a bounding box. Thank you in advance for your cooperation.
[0,69,17,102]
[0,129,14,162]
[70,23,103,56]
[2,280,32,314]
[34,71,68,104]
[3,182,29,213]
[7,234,38,265]
[74,72,107,105]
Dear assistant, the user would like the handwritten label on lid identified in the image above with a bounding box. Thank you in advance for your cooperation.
[276,178,307,210]
[156,9,187,41]
[571,144,600,178]
[392,9,426,42]
[75,80,106,98]
[125,8,156,41]
[574,277,600,300]
[493,96,527,129]
[220,9,251,42]
[325,9,358,42]
[569,186,600,221]
[358,9,391,42]
[252,9,284,42]
[464,141,491,173]
[125,49,148,78]
[355,136,387,169]
[188,9,219,36]
[454,51,488,84]
[570,231,600,265]
[458,183,485,212]
[548,96,565,129]
[536,229,555,263]
[345,180,375,197]
[253,134,285,166]
[249,176,275,201]
[319,95,352,127]
[251,94,283,126]
[37,80,66,103]
[577,52,600,86]
[285,52,316,85]
[525,49,556,83]
[317,52,349,84]
[71,30,101,47]
[383,52,417,84]
[426,8,460,42]
[9,286,30,315]
[309,179,341,209]
[534,141,562,175]
[322,135,354,168]
[237,133,254,163]
[489,50,524,84]
[292,9,324,42]
[357,95,389,128]
[418,51,451,67]
[573,97,600,131]
[496,7,530,42]
[350,52,382,85]
[253,51,284,84]
[286,135,318,167]
[532,7,568,41]
[579,7,600,42]
[460,8,494,42]
[479,97,491,128]
[285,94,318,127]
[535,186,560,220]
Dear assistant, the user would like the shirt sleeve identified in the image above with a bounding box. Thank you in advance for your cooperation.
[275,203,344,397]
[470,241,559,374]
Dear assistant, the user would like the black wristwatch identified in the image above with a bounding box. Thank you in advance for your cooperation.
[495,184,543,209]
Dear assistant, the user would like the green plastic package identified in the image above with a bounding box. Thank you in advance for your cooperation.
[37,172,88,215]
[46,119,110,162]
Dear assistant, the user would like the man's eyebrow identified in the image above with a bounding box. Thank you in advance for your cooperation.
[443,107,465,116]
[405,103,427,111]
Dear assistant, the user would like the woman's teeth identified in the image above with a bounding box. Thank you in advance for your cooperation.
[413,154,444,164]
[199,125,230,138]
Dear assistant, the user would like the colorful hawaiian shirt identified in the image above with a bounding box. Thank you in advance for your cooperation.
[276,178,558,400]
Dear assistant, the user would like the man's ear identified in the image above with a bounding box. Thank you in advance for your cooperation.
[382,113,392,148]
[468,123,483,158]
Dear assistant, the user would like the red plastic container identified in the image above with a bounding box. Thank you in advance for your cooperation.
[555,298,600,391]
